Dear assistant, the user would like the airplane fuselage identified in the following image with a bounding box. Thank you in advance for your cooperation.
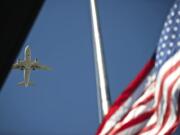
[13,45,50,87]
[23,46,32,87]
[24,46,31,68]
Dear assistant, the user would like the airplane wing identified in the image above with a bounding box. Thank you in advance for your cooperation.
[12,61,25,70]
[31,63,51,71]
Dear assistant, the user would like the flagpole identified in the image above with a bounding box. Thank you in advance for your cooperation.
[90,0,111,122]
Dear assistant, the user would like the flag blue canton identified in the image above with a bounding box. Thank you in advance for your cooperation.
[156,0,180,71]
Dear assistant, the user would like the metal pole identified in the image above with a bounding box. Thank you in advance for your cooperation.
[90,0,111,122]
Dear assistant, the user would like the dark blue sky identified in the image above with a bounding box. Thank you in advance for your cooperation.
[0,0,179,134]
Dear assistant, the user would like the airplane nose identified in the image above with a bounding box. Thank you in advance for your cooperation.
[25,45,30,50]
[25,45,31,53]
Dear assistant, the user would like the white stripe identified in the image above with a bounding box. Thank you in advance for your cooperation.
[98,52,180,135]
[117,51,180,135]
[111,105,153,134]
[158,78,180,135]
[140,114,157,135]
[122,91,154,125]
[133,82,155,107]
[158,65,180,124]
[100,79,148,135]
[144,113,157,127]
[108,84,155,135]
[155,50,180,107]
[144,51,180,134]
[155,68,180,134]
[123,102,153,126]
[99,97,132,135]
[119,51,180,135]
[139,51,180,135]
[116,120,148,135]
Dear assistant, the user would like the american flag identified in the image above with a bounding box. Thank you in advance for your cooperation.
[96,0,180,135]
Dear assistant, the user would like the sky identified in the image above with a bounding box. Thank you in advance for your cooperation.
[0,0,179,134]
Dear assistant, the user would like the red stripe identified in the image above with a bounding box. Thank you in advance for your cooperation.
[157,76,179,134]
[96,57,155,135]
[132,93,154,109]
[137,123,156,134]
[108,95,154,135]
[164,114,179,135]
[105,80,155,134]
[157,61,180,113]
[111,109,155,135]
[114,81,155,128]
[120,92,154,124]
[106,94,154,135]
[165,93,180,134]
[107,60,179,135]
[139,62,180,134]
[141,81,156,96]
[133,80,156,108]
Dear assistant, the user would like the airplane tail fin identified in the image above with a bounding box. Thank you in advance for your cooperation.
[17,81,34,87]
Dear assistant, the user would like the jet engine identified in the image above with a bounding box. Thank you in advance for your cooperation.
[17,59,24,70]
[32,58,38,70]
[34,58,38,63]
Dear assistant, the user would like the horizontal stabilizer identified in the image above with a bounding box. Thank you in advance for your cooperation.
[17,81,34,87]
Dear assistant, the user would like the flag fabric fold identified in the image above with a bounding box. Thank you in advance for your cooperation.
[96,0,180,134]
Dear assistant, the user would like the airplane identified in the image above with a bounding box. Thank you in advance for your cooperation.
[12,45,51,87]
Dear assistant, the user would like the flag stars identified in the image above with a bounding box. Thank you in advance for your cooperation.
[156,2,180,70]
[169,42,174,47]
[168,19,173,24]
[167,50,171,55]
[162,43,166,48]
[171,34,176,39]
[166,27,170,32]
[173,26,178,31]
[174,4,178,9]
[178,10,180,16]
[177,41,180,46]
[158,59,163,65]
[176,18,180,24]
[101,2,180,134]
[164,35,168,40]
[171,11,175,17]
[160,51,164,57]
